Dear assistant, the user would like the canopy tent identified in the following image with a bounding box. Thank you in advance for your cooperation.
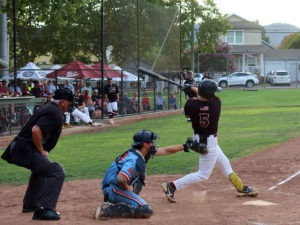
[92,63,127,80]
[47,60,101,79]
[113,66,139,81]
[3,62,47,80]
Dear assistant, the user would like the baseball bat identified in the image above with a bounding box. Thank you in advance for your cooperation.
[137,67,183,88]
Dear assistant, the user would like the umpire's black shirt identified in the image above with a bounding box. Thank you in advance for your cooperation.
[184,79,197,98]
[18,102,64,152]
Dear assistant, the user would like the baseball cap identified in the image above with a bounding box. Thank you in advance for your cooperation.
[53,88,73,101]
[107,77,112,80]
[93,89,98,92]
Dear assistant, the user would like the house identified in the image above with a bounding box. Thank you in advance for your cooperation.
[221,14,300,80]
[220,14,271,75]
[265,49,300,81]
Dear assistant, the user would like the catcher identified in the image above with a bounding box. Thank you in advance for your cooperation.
[94,130,199,219]
[162,79,258,203]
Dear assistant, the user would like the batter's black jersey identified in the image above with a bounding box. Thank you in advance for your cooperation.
[104,84,119,102]
[184,79,197,98]
[184,97,221,136]
[17,102,64,152]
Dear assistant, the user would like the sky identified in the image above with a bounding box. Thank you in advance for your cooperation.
[210,0,300,28]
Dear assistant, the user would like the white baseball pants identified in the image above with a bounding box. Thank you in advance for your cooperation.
[174,134,234,190]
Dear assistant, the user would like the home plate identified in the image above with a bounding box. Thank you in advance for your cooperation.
[242,200,277,206]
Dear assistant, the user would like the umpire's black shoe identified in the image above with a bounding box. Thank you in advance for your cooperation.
[22,205,36,213]
[32,207,61,220]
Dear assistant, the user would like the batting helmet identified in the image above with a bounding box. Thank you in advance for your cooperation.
[198,79,222,99]
[53,88,74,102]
[132,130,159,147]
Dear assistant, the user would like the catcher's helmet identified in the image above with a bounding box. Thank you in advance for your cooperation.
[198,79,221,98]
[53,88,74,102]
[132,130,159,147]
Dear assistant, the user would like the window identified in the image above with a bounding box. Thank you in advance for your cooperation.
[226,31,244,44]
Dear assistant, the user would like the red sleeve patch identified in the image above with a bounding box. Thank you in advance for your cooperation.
[128,168,134,176]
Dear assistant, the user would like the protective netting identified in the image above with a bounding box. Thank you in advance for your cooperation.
[105,0,180,74]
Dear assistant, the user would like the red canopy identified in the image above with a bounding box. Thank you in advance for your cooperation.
[47,60,101,79]
[91,63,127,78]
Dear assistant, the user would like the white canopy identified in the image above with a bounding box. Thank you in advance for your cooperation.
[3,62,47,80]
[113,66,140,81]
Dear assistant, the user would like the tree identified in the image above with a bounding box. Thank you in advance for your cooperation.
[279,32,300,49]
[199,42,234,74]
[253,19,269,43]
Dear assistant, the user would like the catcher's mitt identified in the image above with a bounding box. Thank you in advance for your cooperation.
[183,137,208,154]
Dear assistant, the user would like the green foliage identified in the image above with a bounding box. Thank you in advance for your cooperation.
[2,89,300,185]
[199,42,234,73]
[279,32,300,49]
[3,0,229,71]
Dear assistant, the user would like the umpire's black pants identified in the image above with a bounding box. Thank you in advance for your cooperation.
[23,150,65,210]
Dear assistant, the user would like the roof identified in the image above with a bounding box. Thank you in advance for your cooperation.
[264,49,300,60]
[227,14,262,29]
[229,21,262,29]
[0,58,8,68]
[230,45,267,54]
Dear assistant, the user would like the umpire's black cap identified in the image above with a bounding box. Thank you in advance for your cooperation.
[53,88,74,102]
[132,130,159,146]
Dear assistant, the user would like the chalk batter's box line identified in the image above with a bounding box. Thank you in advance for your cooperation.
[268,170,300,191]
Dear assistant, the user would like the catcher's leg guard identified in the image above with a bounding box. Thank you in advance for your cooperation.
[101,202,133,219]
[132,205,153,218]
[229,172,244,192]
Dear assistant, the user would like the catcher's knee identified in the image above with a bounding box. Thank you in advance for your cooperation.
[133,205,153,218]
[100,203,153,218]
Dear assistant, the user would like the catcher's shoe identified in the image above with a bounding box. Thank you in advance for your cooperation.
[161,182,176,203]
[237,186,258,197]
[93,203,111,220]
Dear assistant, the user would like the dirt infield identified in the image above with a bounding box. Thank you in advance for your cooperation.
[1,111,300,224]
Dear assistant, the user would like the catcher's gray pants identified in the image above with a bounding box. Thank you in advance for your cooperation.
[23,151,65,209]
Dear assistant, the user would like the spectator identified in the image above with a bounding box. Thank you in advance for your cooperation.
[76,80,84,93]
[8,81,22,97]
[131,91,143,113]
[42,91,52,104]
[155,91,166,110]
[0,79,9,97]
[168,92,177,110]
[47,80,56,94]
[119,92,132,115]
[31,80,42,98]
[81,81,92,97]
[91,89,102,119]
[63,89,101,128]
[142,92,150,111]
[22,82,30,96]
[64,80,75,94]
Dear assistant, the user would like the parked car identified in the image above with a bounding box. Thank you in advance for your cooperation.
[266,71,275,83]
[194,73,203,83]
[217,72,259,88]
[270,70,291,85]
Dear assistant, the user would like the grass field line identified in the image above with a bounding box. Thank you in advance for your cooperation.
[268,170,300,191]
[223,105,300,110]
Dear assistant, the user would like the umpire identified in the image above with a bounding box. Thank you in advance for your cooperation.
[1,88,73,220]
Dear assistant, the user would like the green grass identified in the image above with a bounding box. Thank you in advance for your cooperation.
[1,89,300,185]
